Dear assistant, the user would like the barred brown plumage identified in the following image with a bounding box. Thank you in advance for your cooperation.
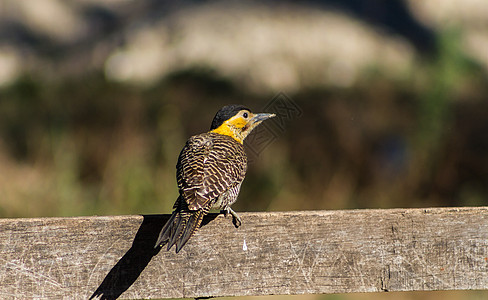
[155,104,275,253]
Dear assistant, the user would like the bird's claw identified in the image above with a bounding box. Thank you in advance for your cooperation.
[232,215,242,228]
[221,208,242,228]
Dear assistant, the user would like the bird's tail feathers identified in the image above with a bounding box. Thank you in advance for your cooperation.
[154,210,176,248]
[154,198,206,253]
[176,210,205,252]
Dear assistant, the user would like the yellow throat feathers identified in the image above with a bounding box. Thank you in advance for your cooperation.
[210,116,247,144]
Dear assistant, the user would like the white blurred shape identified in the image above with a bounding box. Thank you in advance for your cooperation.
[105,28,173,85]
[0,48,21,87]
[408,0,488,70]
[104,2,415,92]
[15,0,83,42]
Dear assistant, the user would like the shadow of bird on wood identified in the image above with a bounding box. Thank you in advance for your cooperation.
[89,214,218,300]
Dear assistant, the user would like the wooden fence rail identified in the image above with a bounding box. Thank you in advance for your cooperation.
[1,207,488,299]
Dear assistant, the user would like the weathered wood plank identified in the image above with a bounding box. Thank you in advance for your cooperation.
[1,207,488,299]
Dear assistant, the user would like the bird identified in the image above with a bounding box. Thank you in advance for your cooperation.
[155,104,275,253]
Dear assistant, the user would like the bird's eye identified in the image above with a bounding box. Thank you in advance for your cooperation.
[243,112,248,118]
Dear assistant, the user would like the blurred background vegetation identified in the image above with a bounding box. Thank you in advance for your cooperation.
[1,0,488,299]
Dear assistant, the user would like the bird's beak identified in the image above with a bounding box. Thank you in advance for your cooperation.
[242,112,276,135]
[251,113,276,124]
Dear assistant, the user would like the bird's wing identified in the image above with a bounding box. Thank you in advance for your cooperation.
[176,133,247,211]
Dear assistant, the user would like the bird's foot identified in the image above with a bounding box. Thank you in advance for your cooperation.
[221,208,242,228]
[229,208,242,228]
[232,215,242,228]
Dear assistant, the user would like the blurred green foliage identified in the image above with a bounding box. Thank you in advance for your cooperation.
[0,30,488,221]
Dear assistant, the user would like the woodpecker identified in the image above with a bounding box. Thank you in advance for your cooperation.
[155,104,275,252]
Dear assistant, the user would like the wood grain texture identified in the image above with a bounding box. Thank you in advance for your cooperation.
[1,207,488,299]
